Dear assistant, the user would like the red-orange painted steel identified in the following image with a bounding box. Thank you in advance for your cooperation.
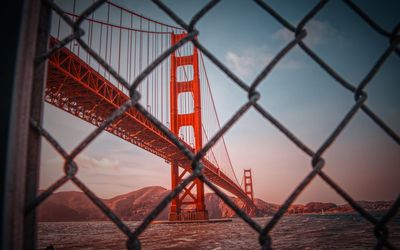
[244,169,254,202]
[45,37,255,217]
[169,33,207,221]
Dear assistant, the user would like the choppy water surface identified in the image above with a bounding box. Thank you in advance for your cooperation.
[38,214,399,249]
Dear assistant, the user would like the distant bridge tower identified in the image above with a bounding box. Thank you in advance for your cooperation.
[169,33,208,221]
[244,169,254,202]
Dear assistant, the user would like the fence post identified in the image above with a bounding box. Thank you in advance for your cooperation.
[2,0,50,249]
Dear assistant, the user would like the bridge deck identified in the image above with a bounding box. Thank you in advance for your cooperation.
[45,37,253,208]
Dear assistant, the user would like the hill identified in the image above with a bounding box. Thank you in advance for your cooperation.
[37,186,393,222]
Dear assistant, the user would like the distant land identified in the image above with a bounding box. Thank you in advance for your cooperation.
[37,186,394,222]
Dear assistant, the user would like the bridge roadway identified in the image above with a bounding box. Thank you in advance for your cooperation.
[45,37,255,209]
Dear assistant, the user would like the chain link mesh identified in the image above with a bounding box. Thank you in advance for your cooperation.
[28,0,400,249]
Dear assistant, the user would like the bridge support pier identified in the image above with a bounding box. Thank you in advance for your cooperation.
[168,163,209,221]
[169,32,208,221]
[169,210,208,221]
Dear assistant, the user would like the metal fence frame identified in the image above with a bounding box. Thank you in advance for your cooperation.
[3,0,399,249]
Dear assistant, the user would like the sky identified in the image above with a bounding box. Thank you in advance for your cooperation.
[40,0,400,205]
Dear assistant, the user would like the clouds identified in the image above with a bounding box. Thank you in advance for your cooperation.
[273,19,337,46]
[225,45,301,79]
[43,153,121,174]
[226,46,273,78]
[225,19,336,79]
[40,146,171,198]
[77,154,120,170]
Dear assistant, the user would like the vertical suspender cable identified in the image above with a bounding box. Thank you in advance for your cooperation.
[166,31,170,127]
[109,13,113,83]
[134,28,137,83]
[72,0,77,54]
[98,23,103,73]
[139,17,142,94]
[154,24,158,119]
[161,26,164,124]
[152,24,155,116]
[118,9,122,90]
[88,1,94,66]
[57,15,61,40]
[146,21,150,111]
[105,4,110,80]
[128,14,133,84]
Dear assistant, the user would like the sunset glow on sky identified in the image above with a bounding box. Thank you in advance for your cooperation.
[40,0,399,204]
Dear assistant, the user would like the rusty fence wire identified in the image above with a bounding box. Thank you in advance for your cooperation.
[27,0,400,249]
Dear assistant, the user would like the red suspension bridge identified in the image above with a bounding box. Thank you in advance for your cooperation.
[46,0,255,220]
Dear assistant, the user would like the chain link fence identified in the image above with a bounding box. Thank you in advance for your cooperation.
[24,0,400,249]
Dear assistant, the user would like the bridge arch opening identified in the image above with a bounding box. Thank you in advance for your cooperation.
[178,125,196,147]
[177,92,194,115]
[175,41,194,57]
[176,65,194,82]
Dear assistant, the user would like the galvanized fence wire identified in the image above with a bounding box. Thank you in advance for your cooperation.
[28,0,400,249]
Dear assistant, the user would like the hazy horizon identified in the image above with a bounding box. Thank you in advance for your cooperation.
[40,184,396,206]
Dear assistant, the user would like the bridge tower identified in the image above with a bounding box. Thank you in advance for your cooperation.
[169,33,208,221]
[244,169,254,202]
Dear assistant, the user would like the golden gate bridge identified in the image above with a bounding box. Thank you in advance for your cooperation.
[46,0,255,220]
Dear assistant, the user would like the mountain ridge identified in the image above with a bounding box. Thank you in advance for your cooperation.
[37,186,394,222]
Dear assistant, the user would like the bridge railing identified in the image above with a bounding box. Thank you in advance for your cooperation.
[13,0,400,249]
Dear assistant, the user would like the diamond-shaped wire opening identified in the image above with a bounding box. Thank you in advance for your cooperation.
[256,53,355,149]
[322,111,400,202]
[268,178,379,249]
[193,0,289,82]
[296,0,391,84]
[218,108,312,203]
[362,56,400,134]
